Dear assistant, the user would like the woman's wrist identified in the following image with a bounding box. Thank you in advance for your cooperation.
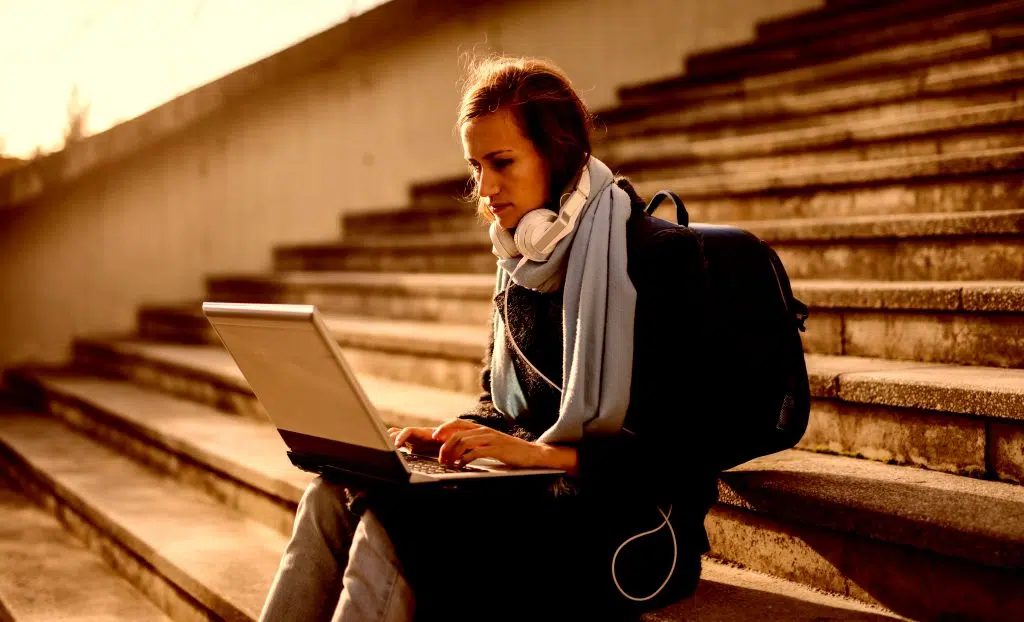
[534,442,579,476]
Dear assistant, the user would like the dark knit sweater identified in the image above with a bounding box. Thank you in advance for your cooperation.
[370,203,720,621]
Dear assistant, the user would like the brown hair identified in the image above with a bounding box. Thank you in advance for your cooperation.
[456,55,609,223]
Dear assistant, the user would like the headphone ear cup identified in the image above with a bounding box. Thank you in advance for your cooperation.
[489,221,520,259]
[515,208,559,262]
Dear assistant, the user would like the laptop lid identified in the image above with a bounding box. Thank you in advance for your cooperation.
[201,302,409,482]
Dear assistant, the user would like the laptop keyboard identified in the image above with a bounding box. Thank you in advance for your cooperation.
[403,453,480,475]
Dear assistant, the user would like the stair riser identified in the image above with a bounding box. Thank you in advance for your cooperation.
[34,389,298,536]
[686,177,1024,223]
[706,504,1024,621]
[609,121,1024,178]
[343,208,480,238]
[807,310,1024,368]
[274,248,495,274]
[687,1,1024,80]
[334,347,482,395]
[777,238,1024,281]
[0,450,223,622]
[72,341,448,429]
[799,398,1023,481]
[611,52,1024,137]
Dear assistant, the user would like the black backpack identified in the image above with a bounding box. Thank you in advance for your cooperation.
[646,191,811,473]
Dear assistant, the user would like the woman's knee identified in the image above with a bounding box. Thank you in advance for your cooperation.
[297,476,355,528]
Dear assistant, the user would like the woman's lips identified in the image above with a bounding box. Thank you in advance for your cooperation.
[490,203,512,213]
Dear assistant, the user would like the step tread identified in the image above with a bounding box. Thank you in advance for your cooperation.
[794,279,1024,311]
[723,448,1024,568]
[19,367,1024,570]
[0,411,286,620]
[83,338,481,423]
[0,478,172,622]
[28,371,313,505]
[654,559,904,621]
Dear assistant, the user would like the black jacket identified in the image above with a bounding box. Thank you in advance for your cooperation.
[370,203,720,621]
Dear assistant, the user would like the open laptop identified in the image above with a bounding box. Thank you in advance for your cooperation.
[201,302,564,487]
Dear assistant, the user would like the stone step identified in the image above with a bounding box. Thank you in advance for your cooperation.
[616,27,1024,111]
[375,96,1024,235]
[198,272,1024,367]
[278,210,1024,281]
[0,388,906,621]
[685,0,1024,81]
[356,172,1024,240]
[752,0,976,47]
[710,449,1024,620]
[602,99,1024,171]
[63,333,1024,484]
[69,336,480,424]
[0,474,171,622]
[0,412,286,621]
[632,146,1024,199]
[204,271,494,324]
[596,48,1024,138]
[4,380,1019,620]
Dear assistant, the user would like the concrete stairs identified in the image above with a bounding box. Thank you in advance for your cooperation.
[3,1,1024,620]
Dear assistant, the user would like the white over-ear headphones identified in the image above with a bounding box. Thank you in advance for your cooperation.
[488,159,592,262]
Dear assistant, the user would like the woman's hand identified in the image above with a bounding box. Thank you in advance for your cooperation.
[388,419,484,455]
[432,419,579,475]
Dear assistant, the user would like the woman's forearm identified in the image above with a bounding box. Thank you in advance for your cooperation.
[536,443,579,476]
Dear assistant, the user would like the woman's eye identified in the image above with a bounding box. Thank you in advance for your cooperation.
[494,160,511,169]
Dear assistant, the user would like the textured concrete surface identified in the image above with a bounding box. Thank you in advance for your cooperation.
[0,481,171,622]
[706,501,1024,621]
[721,449,1024,568]
[799,399,988,477]
[615,48,1024,135]
[0,413,286,621]
[643,559,904,621]
[73,339,479,426]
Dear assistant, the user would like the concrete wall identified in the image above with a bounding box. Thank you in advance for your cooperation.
[0,0,821,370]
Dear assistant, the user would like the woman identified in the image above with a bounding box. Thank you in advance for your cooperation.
[259,56,719,622]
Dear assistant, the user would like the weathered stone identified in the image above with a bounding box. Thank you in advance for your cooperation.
[0,413,286,621]
[799,399,988,476]
[991,421,1024,484]
[0,481,172,621]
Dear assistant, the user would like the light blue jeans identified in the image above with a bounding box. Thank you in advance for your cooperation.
[259,477,415,622]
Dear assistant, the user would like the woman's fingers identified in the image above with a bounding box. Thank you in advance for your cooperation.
[432,418,482,442]
[439,428,494,464]
[390,427,434,449]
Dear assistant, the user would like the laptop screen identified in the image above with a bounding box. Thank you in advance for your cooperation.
[207,313,392,452]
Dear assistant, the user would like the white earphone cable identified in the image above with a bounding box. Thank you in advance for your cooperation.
[611,504,677,602]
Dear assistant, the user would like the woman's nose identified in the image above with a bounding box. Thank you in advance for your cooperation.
[479,170,499,198]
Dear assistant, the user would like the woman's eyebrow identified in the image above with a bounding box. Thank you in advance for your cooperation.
[465,149,512,163]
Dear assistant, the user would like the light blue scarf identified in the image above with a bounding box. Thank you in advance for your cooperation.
[490,156,636,444]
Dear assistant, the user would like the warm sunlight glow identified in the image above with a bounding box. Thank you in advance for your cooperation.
[0,0,389,157]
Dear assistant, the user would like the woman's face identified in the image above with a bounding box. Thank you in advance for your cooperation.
[461,108,550,230]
